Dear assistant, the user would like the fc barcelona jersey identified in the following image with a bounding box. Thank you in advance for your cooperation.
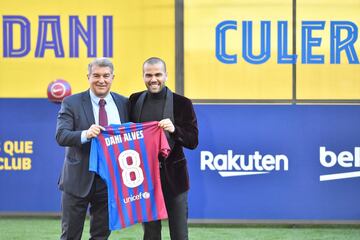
[89,121,170,230]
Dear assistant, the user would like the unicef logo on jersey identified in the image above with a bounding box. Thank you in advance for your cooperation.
[123,191,151,204]
[142,192,150,199]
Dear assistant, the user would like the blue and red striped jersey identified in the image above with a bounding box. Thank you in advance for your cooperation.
[89,121,170,230]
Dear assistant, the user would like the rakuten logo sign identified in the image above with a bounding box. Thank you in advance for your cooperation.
[200,150,289,177]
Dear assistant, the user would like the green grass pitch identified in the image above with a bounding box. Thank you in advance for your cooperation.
[0,217,359,240]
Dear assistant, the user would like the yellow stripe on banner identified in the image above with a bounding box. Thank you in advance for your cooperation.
[297,0,360,100]
[0,0,175,98]
[184,0,293,100]
[184,0,360,101]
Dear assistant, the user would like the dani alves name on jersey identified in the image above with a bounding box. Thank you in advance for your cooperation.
[89,121,170,230]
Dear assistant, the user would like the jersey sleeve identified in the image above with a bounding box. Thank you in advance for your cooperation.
[89,138,99,174]
[159,128,171,158]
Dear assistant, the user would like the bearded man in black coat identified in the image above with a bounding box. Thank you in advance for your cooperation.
[129,57,198,240]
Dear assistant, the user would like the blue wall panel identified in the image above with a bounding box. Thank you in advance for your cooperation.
[187,105,360,220]
[1,99,359,221]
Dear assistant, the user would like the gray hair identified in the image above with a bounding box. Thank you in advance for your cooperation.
[88,58,114,75]
[143,57,167,73]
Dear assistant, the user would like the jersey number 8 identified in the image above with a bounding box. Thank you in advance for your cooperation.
[118,150,144,188]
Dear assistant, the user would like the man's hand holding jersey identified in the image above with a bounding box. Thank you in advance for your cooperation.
[86,124,105,139]
[158,118,175,133]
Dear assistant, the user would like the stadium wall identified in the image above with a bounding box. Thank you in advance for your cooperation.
[0,0,359,223]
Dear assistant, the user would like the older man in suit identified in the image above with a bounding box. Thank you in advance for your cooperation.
[56,58,129,240]
[129,57,198,240]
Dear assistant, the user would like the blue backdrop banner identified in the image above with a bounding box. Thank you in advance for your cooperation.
[0,99,63,212]
[186,104,360,220]
[1,100,359,221]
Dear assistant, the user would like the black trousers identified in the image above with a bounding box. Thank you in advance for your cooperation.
[60,175,111,240]
[143,168,189,240]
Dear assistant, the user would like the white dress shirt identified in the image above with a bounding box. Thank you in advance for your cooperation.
[81,90,121,143]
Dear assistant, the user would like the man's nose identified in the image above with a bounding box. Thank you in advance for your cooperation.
[150,76,158,81]
[99,75,108,81]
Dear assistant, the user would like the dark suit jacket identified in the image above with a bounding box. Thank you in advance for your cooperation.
[129,88,198,196]
[56,90,129,198]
